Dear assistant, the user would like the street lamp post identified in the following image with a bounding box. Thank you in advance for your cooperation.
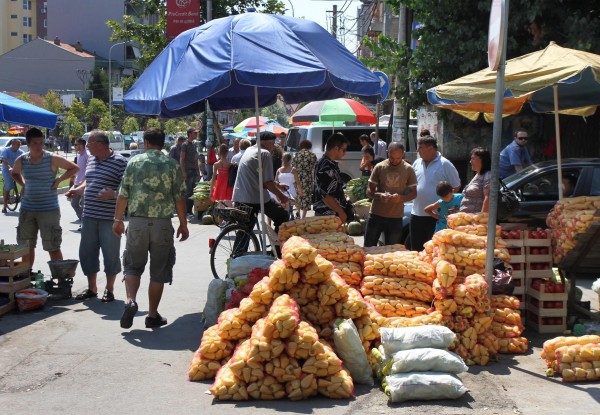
[108,41,126,126]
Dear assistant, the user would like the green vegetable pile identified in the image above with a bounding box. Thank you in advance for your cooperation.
[344,177,369,201]
[190,181,211,201]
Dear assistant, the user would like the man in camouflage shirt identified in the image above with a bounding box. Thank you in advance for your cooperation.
[113,128,189,329]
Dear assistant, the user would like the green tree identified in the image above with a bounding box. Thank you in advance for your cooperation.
[146,118,161,129]
[16,92,32,103]
[264,102,289,126]
[369,0,600,108]
[89,66,109,103]
[107,0,286,70]
[69,98,87,120]
[163,119,180,136]
[63,113,84,139]
[122,116,140,134]
[98,116,114,132]
[42,90,65,115]
[86,98,109,129]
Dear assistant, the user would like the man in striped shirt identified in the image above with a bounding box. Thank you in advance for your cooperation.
[69,130,128,302]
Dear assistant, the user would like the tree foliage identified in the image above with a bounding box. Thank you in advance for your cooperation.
[107,0,285,71]
[87,99,109,129]
[146,118,162,129]
[68,98,87,121]
[16,92,32,104]
[122,116,140,134]
[42,90,65,115]
[368,0,600,108]
[63,113,84,138]
[89,67,109,103]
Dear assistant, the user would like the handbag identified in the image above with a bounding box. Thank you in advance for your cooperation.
[228,163,238,187]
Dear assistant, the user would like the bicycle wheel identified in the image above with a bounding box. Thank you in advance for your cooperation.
[6,184,20,211]
[210,224,260,279]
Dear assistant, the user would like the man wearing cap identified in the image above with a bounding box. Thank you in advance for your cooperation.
[169,136,185,162]
[180,127,200,217]
[232,131,289,232]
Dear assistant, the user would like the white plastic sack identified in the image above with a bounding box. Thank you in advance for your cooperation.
[202,278,233,329]
[228,254,276,279]
[380,325,456,355]
[333,319,374,386]
[386,348,468,375]
[384,372,468,402]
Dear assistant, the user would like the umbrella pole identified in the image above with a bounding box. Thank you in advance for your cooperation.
[485,0,509,297]
[553,84,564,200]
[254,86,267,254]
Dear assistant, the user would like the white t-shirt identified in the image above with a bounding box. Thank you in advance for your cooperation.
[411,152,461,216]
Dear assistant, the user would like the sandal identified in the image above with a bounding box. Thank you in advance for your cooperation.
[101,290,115,303]
[75,288,97,300]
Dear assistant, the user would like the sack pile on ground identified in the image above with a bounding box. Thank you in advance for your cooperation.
[546,196,600,263]
[541,335,600,381]
[278,215,342,243]
[372,326,469,402]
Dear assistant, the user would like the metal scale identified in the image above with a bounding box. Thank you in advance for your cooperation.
[45,260,79,299]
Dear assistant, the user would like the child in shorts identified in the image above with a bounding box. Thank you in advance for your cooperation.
[425,181,463,233]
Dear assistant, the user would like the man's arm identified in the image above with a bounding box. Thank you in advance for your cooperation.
[264,180,289,205]
[112,196,129,237]
[51,155,79,190]
[322,195,346,223]
[424,201,441,219]
[11,156,24,186]
[174,197,189,241]
[179,145,187,179]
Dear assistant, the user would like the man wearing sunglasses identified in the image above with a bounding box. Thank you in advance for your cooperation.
[499,128,532,179]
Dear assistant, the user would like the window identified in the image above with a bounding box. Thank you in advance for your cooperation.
[23,0,32,10]
[11,32,18,37]
[23,34,32,44]
[44,19,47,28]
[22,17,32,27]
[11,14,17,19]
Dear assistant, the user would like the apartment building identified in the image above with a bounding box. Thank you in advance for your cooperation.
[0,0,42,55]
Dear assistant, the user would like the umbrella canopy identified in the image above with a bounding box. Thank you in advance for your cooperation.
[123,12,381,117]
[247,123,288,137]
[290,98,377,125]
[427,42,600,122]
[0,92,58,129]
[234,116,269,132]
[7,125,28,135]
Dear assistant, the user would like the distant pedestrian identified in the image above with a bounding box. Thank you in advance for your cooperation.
[292,139,317,219]
[169,136,185,161]
[499,128,532,179]
[180,127,200,218]
[274,152,303,220]
[210,144,233,202]
[11,128,79,270]
[360,146,375,177]
[410,135,460,251]
[460,147,491,213]
[66,138,89,224]
[371,131,387,159]
[227,137,240,162]
[1,138,24,213]
[113,128,189,329]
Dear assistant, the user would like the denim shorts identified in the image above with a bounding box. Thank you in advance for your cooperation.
[79,217,122,276]
[122,217,176,284]
[17,209,62,251]
[2,172,15,191]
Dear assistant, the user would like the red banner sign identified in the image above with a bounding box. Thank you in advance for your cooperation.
[166,0,201,40]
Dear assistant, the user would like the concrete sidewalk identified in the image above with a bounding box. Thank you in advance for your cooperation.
[0,197,599,415]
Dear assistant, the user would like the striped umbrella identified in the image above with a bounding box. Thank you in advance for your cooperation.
[290,98,376,125]
[233,116,269,132]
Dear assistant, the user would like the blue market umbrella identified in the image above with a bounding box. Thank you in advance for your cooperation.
[123,11,381,117]
[124,10,382,252]
[0,92,57,129]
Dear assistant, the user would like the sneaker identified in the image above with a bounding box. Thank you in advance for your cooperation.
[145,313,167,328]
[120,301,138,329]
[1,207,6,214]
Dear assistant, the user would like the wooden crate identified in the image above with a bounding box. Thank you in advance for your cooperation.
[525,246,552,263]
[525,263,553,279]
[0,244,31,317]
[526,282,568,301]
[523,231,552,247]
[510,262,525,279]
[528,297,567,317]
[527,311,566,334]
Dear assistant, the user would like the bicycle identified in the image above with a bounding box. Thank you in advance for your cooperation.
[209,202,279,279]
[6,181,20,211]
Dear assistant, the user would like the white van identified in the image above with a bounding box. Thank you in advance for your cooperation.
[284,125,418,181]
[82,131,125,151]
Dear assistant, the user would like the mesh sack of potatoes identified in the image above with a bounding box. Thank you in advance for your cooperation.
[278,215,342,243]
[360,275,434,303]
[198,325,235,360]
[188,351,227,381]
[268,259,300,292]
[317,272,349,305]
[300,254,333,285]
[266,294,300,339]
[363,252,435,283]
[334,287,368,319]
[363,244,409,255]
[288,282,318,305]
[365,295,431,318]
[330,260,362,286]
[300,300,336,326]
[209,359,249,401]
[217,308,253,340]
[282,236,318,269]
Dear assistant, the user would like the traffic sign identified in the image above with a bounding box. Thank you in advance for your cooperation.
[373,71,390,101]
[488,0,508,71]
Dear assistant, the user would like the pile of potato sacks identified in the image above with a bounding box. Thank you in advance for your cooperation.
[546,196,600,263]
[189,214,528,400]
[541,335,600,382]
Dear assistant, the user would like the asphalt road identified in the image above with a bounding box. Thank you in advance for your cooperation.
[0,194,599,415]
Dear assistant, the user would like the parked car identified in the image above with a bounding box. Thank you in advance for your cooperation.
[115,149,143,161]
[82,131,125,151]
[498,158,600,226]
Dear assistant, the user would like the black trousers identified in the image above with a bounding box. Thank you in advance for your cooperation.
[244,200,290,233]
[409,214,437,252]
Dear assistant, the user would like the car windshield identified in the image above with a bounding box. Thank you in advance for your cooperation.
[0,138,11,147]
[502,164,538,187]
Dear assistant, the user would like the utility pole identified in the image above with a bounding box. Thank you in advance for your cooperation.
[391,4,408,145]
[332,5,337,39]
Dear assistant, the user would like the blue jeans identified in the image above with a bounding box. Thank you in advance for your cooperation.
[364,214,404,247]
[79,217,122,276]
